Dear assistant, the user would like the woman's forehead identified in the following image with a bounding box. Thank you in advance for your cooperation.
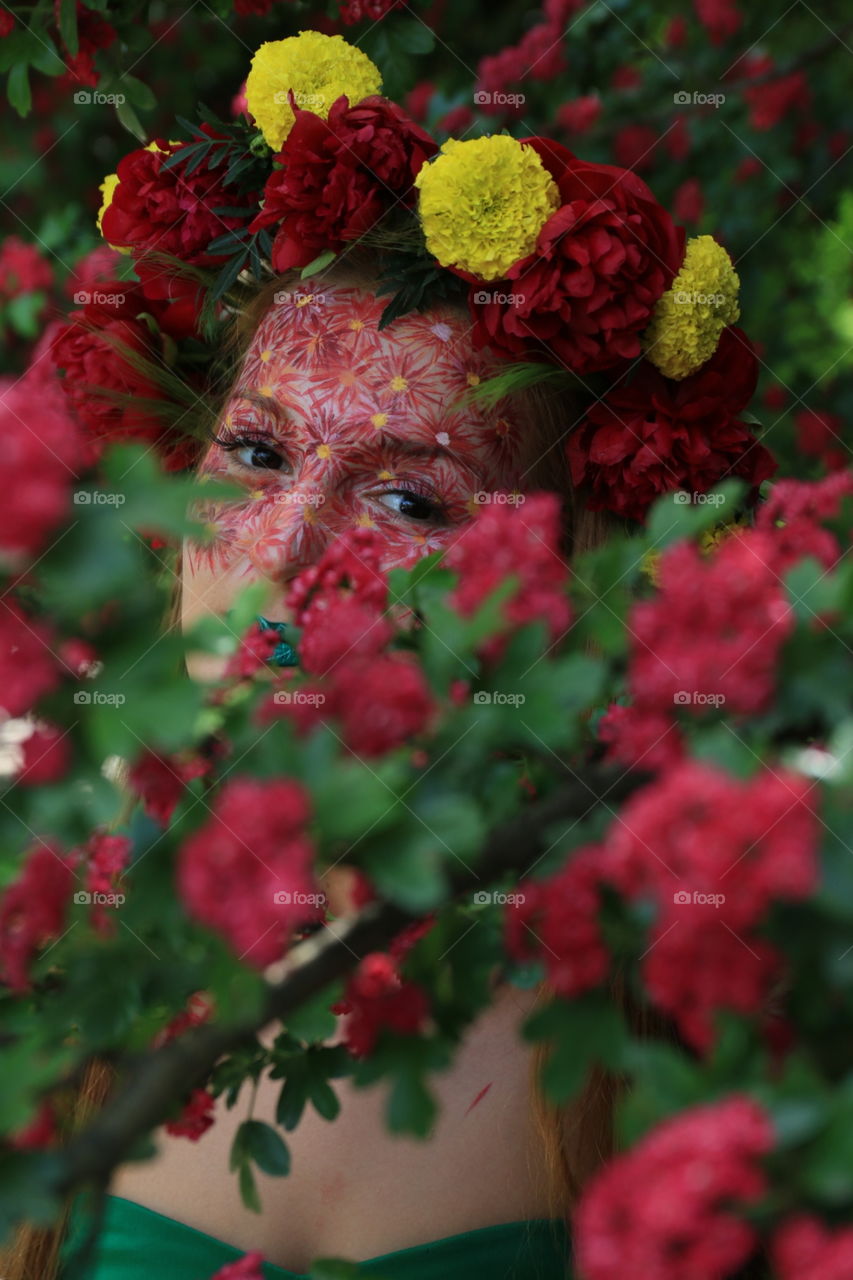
[230,278,532,463]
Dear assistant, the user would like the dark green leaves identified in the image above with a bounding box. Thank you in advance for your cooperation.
[230,1118,291,1211]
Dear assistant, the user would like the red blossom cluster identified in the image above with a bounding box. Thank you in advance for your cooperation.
[52,0,117,88]
[256,527,435,758]
[772,1215,853,1279]
[568,327,775,523]
[80,831,131,937]
[474,0,584,113]
[443,491,572,663]
[128,747,212,826]
[49,281,201,469]
[249,95,437,273]
[506,759,818,1053]
[575,1095,774,1280]
[177,776,324,969]
[331,923,432,1057]
[464,138,685,378]
[0,842,75,992]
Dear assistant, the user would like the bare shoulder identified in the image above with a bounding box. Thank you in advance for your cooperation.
[109,979,553,1273]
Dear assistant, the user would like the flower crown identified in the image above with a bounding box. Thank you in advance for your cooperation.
[50,28,777,523]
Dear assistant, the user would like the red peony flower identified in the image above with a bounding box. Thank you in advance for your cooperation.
[567,326,776,521]
[443,491,572,663]
[467,150,684,376]
[575,1095,774,1280]
[0,601,60,718]
[100,129,256,287]
[0,842,76,992]
[249,95,437,272]
[177,777,321,968]
[773,1214,853,1280]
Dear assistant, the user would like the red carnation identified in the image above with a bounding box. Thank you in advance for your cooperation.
[100,129,256,290]
[567,326,776,521]
[250,94,437,272]
[575,1095,773,1280]
[468,151,684,376]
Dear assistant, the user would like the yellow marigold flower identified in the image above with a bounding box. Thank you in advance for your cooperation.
[414,135,560,282]
[246,30,382,151]
[96,140,175,252]
[700,517,749,555]
[642,235,740,380]
[640,548,661,587]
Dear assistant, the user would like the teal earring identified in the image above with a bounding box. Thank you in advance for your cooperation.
[256,615,299,667]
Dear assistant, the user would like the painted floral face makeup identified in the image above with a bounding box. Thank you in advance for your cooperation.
[180,274,535,674]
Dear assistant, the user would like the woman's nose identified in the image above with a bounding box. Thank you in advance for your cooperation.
[238,484,351,582]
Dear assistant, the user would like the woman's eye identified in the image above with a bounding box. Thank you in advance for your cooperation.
[376,489,448,523]
[214,431,286,472]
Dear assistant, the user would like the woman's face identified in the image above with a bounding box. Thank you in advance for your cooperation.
[181,276,535,678]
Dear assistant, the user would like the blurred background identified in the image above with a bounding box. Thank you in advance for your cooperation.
[0,0,850,479]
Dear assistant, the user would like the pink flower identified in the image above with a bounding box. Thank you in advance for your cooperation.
[443,491,572,663]
[0,601,60,718]
[128,748,211,827]
[332,651,435,758]
[209,1250,266,1280]
[694,0,742,44]
[773,1214,853,1280]
[505,844,612,997]
[177,777,321,968]
[332,951,430,1057]
[0,236,53,300]
[0,375,80,558]
[575,1096,774,1280]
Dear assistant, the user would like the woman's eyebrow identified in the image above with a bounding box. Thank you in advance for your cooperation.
[231,386,293,419]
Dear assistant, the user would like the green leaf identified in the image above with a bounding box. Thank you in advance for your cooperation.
[120,73,157,111]
[241,1119,291,1176]
[524,993,628,1105]
[238,1159,262,1212]
[59,0,79,57]
[284,984,342,1044]
[387,1068,435,1136]
[7,63,31,117]
[115,96,147,143]
[301,250,337,278]
[394,19,436,55]
[308,1076,340,1122]
[276,1070,309,1131]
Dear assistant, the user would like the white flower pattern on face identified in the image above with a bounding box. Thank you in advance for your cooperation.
[186,279,532,584]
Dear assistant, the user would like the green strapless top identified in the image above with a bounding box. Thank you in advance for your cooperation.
[59,1193,573,1279]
